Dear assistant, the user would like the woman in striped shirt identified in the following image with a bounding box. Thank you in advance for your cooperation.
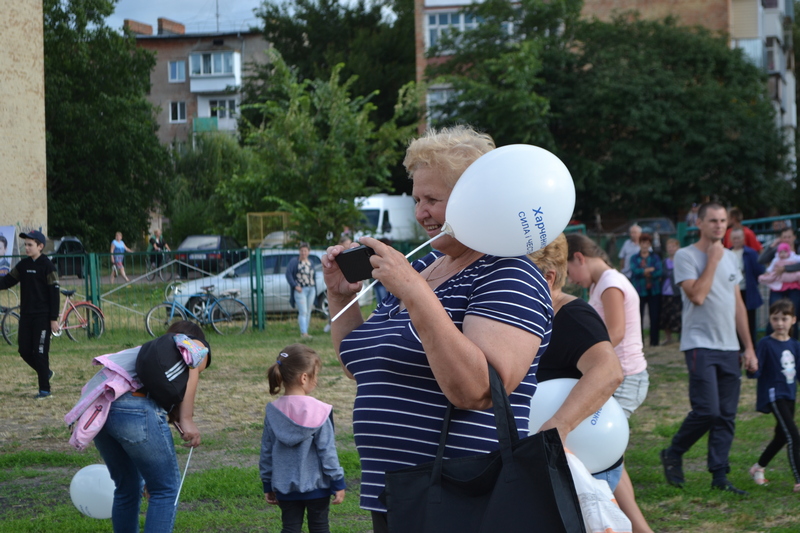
[321,125,553,531]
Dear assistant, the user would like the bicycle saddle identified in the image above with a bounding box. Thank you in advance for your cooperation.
[61,289,76,297]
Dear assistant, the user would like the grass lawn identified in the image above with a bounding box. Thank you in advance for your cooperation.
[0,318,798,532]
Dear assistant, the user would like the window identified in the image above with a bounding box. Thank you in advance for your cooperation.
[168,60,186,82]
[170,101,186,123]
[427,11,482,49]
[210,99,237,118]
[190,51,234,76]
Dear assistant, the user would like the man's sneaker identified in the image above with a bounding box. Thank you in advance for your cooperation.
[34,391,52,400]
[660,449,685,488]
[749,463,768,485]
[711,479,749,496]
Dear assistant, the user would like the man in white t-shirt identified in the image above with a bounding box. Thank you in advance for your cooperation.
[660,203,758,495]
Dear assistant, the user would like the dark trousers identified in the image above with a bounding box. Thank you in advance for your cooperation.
[18,314,52,393]
[758,399,800,484]
[766,289,800,339]
[669,349,741,475]
[277,497,331,533]
[371,511,389,533]
[639,293,661,346]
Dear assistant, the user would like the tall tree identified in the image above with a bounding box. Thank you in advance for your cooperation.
[220,51,418,246]
[253,0,415,125]
[167,134,259,246]
[44,0,171,251]
[431,2,794,220]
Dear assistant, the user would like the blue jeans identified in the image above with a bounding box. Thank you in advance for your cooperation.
[94,392,181,533]
[296,286,316,335]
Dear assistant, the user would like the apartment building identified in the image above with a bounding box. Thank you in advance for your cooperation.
[125,18,269,147]
[414,0,797,154]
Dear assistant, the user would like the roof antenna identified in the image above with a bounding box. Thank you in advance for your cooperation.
[216,0,220,32]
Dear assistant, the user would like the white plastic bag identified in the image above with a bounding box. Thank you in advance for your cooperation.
[565,450,632,533]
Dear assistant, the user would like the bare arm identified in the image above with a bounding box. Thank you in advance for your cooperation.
[600,288,626,347]
[173,355,208,447]
[679,242,724,306]
[362,237,542,410]
[538,341,623,443]
[322,245,365,381]
[734,288,758,372]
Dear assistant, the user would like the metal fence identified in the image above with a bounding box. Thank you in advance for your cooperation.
[1,250,269,337]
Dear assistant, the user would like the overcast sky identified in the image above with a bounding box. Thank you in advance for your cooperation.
[106,0,263,34]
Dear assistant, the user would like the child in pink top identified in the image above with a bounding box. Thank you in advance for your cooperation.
[566,233,648,417]
[759,243,800,292]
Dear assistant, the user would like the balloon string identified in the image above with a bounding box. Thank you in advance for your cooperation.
[175,446,193,507]
[331,231,449,323]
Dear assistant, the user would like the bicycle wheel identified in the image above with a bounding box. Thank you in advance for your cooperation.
[0,288,19,309]
[145,303,187,338]
[210,298,249,335]
[65,303,105,342]
[159,258,174,282]
[145,260,157,281]
[2,307,20,346]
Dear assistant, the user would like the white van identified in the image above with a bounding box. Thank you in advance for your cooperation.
[356,194,420,242]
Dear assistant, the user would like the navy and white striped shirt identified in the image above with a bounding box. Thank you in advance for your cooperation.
[340,251,552,511]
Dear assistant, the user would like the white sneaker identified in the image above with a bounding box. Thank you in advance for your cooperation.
[323,323,331,333]
[749,463,768,485]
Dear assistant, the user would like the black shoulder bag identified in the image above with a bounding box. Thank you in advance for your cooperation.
[382,364,586,533]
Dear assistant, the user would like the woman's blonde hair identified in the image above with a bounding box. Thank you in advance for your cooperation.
[528,234,568,291]
[403,125,496,188]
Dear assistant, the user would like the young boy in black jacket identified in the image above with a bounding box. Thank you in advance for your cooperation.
[0,231,60,399]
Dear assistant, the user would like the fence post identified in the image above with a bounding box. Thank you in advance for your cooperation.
[252,248,265,331]
[85,253,101,307]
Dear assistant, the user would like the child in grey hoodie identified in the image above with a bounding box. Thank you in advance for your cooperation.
[260,344,346,533]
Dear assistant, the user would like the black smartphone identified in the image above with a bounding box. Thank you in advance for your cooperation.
[335,245,376,283]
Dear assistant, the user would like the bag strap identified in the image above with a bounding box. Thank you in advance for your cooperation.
[429,363,521,500]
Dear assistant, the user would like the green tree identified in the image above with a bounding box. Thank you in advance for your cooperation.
[220,51,418,246]
[543,15,793,219]
[167,134,259,246]
[44,0,171,251]
[253,0,415,125]
[431,2,794,219]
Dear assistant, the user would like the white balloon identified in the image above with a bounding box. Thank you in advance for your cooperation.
[529,378,629,473]
[70,464,116,519]
[444,145,576,257]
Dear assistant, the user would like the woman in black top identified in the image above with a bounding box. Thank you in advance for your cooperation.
[529,234,654,533]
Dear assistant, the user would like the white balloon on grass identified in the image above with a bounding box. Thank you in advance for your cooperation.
[70,464,115,519]
[529,378,630,473]
[444,144,576,257]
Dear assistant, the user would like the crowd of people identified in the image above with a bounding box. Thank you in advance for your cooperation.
[7,125,800,532]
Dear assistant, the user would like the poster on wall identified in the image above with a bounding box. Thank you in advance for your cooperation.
[0,226,16,276]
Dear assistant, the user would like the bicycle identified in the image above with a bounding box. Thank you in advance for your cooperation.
[146,254,174,282]
[1,305,19,345]
[53,289,105,342]
[145,285,249,337]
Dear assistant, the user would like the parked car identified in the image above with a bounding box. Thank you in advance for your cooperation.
[45,237,86,278]
[611,218,677,238]
[171,249,373,316]
[175,235,248,278]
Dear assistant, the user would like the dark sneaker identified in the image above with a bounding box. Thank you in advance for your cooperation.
[712,479,749,496]
[35,391,52,400]
[660,449,685,488]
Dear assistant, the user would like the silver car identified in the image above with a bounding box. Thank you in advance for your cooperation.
[171,248,373,316]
